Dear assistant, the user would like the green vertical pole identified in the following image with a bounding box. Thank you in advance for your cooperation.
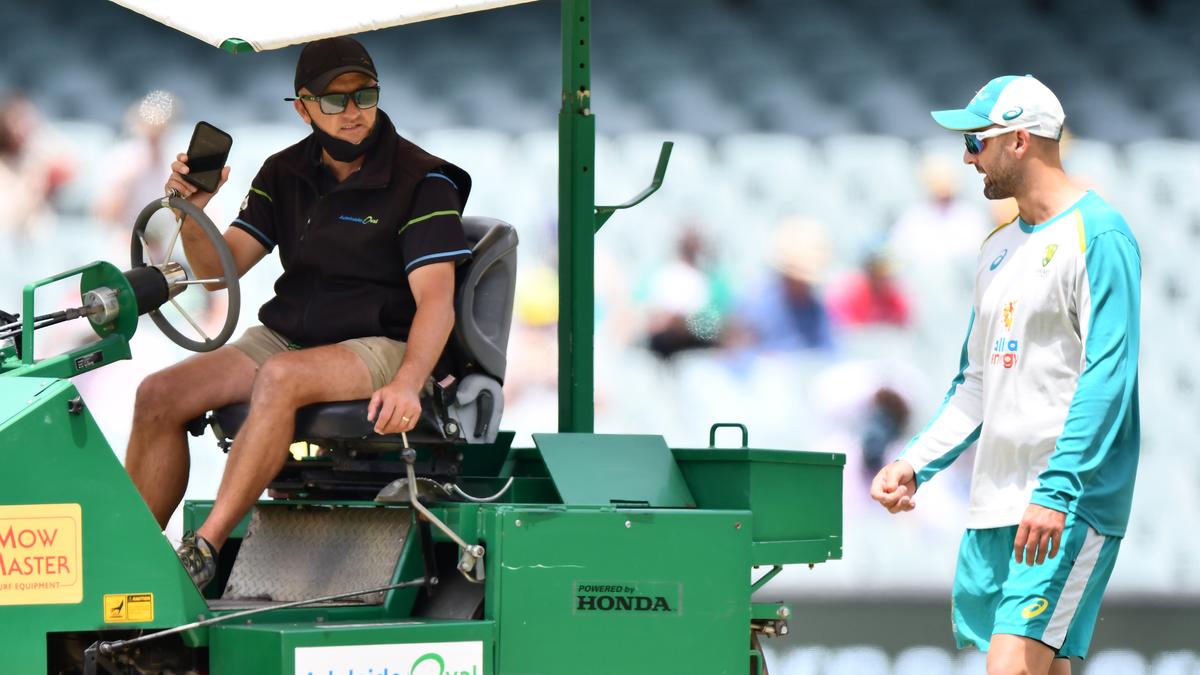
[558,0,595,432]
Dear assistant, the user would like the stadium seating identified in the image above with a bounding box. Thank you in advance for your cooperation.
[1,0,1193,143]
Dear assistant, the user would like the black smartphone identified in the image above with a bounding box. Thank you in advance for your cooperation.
[182,121,232,193]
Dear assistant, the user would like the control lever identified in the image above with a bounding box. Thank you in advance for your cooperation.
[401,432,485,584]
[474,389,494,440]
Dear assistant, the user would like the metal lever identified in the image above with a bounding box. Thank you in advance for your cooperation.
[86,577,428,673]
[401,432,485,583]
[594,141,673,232]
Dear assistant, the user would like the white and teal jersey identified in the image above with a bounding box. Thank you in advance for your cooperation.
[901,190,1141,537]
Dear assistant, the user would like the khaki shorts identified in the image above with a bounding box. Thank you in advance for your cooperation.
[230,325,408,391]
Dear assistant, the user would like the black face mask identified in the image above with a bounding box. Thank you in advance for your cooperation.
[310,115,382,162]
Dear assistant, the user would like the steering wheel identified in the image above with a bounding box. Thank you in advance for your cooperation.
[129,195,241,352]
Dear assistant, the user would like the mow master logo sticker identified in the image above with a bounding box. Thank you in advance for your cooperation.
[0,504,82,606]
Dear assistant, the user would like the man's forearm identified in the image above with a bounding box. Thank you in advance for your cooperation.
[179,214,224,283]
[390,301,454,391]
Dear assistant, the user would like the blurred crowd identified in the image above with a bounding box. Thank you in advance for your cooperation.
[0,83,993,498]
[0,94,75,245]
[504,142,1000,521]
[1,81,1195,598]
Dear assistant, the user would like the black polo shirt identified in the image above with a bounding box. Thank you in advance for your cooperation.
[230,111,472,346]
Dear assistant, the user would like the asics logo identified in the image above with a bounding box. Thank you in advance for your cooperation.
[1021,597,1050,619]
[990,249,1008,271]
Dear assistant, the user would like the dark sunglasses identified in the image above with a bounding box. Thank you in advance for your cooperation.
[963,123,1037,155]
[286,86,380,114]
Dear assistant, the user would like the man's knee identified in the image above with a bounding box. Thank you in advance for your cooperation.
[134,370,182,420]
[987,635,1053,675]
[987,650,1030,675]
[251,354,303,407]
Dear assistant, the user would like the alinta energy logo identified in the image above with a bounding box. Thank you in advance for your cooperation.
[992,300,1020,369]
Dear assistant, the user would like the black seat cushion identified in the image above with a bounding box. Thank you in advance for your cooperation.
[212,399,447,446]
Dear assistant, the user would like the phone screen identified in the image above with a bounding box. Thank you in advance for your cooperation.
[183,121,232,193]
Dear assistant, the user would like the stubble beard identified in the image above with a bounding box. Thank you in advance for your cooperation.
[982,157,1020,200]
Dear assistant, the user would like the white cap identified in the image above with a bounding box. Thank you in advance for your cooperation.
[931,75,1066,140]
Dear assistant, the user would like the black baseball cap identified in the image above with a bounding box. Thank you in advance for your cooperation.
[294,36,378,95]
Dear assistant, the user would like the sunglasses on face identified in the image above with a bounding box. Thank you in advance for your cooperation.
[963,122,1038,154]
[286,86,380,114]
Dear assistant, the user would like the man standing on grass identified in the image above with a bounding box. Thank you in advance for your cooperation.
[870,75,1141,675]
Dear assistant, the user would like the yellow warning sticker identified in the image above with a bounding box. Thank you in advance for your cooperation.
[0,503,82,606]
[104,593,154,623]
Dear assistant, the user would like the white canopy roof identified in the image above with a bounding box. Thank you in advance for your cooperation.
[109,0,539,52]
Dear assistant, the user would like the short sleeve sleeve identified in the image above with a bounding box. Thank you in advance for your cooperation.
[229,164,278,252]
[400,171,472,274]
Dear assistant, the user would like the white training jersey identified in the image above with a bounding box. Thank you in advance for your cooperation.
[900,190,1140,536]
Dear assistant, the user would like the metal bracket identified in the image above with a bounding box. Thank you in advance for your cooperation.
[83,643,127,675]
[210,415,232,453]
[751,565,783,593]
[594,141,673,232]
[751,600,791,640]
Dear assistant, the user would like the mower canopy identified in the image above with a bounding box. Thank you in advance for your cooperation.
[108,0,540,52]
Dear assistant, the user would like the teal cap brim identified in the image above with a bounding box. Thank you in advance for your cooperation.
[930,108,993,131]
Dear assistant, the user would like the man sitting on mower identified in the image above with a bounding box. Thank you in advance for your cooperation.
[124,36,473,589]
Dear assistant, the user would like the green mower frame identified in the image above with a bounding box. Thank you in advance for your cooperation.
[0,3,844,673]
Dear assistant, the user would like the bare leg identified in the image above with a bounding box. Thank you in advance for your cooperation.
[987,634,1057,675]
[125,347,258,527]
[197,345,374,550]
[1050,658,1072,675]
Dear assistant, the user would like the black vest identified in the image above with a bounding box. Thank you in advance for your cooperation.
[258,112,471,346]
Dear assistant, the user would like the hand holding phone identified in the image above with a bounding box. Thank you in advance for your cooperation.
[165,122,232,209]
[181,121,232,193]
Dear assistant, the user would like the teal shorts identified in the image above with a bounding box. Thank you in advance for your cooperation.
[951,512,1121,659]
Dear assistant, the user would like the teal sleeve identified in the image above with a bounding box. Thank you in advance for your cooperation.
[913,425,981,488]
[900,310,984,486]
[1031,232,1141,513]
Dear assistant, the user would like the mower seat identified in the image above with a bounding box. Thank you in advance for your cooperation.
[204,216,517,450]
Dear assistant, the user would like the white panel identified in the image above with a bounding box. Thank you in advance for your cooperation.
[295,641,484,675]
